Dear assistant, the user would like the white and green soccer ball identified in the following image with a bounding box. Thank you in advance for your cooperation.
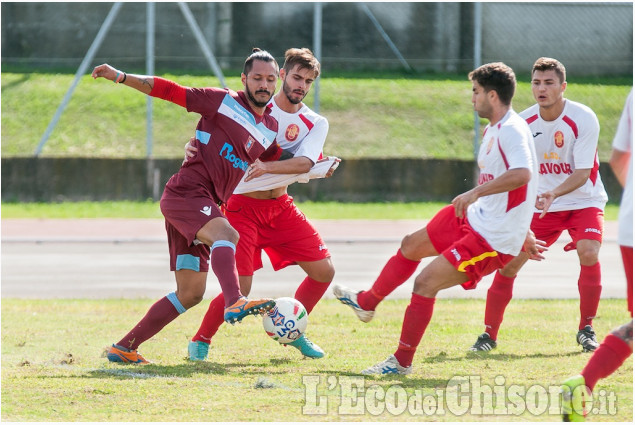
[262,297,308,344]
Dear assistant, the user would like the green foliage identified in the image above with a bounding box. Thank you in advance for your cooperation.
[1,73,630,161]
[1,298,631,421]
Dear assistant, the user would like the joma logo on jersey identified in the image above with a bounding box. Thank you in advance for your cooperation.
[450,248,461,261]
[539,162,572,175]
[585,228,601,235]
[478,173,495,185]
[219,143,249,171]
[285,124,300,142]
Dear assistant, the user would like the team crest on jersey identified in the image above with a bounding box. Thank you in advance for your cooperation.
[554,131,565,148]
[285,124,300,142]
[486,136,495,154]
[245,136,256,152]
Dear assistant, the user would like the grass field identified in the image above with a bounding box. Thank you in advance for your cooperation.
[1,72,630,161]
[0,200,620,221]
[1,298,631,422]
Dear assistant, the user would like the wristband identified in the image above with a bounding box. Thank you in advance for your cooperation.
[121,72,127,83]
[114,71,121,83]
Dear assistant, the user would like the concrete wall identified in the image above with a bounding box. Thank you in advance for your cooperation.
[1,158,623,205]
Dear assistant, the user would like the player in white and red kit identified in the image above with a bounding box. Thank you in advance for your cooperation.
[561,88,633,421]
[185,48,338,361]
[334,63,542,375]
[470,58,608,353]
[91,49,284,364]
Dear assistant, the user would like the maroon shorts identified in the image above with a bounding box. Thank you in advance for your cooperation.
[530,207,604,249]
[426,205,514,290]
[225,194,330,276]
[160,173,224,272]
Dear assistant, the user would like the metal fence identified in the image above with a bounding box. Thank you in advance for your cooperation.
[2,2,632,76]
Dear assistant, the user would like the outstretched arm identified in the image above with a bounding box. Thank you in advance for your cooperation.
[91,63,154,94]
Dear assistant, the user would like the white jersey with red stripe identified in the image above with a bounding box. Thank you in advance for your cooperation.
[467,110,539,256]
[612,89,633,247]
[269,97,328,162]
[233,97,329,193]
[520,99,608,212]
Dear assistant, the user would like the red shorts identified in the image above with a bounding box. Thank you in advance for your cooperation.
[224,194,330,276]
[530,207,604,249]
[620,245,633,317]
[426,205,514,290]
[160,173,225,272]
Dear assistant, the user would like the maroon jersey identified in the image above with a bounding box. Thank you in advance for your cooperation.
[151,78,279,204]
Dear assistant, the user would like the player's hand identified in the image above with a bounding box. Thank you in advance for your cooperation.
[523,229,548,261]
[91,63,121,82]
[182,137,198,165]
[451,189,478,219]
[322,157,341,178]
[245,159,268,182]
[535,191,556,218]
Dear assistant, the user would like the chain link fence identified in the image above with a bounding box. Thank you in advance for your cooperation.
[2,2,632,76]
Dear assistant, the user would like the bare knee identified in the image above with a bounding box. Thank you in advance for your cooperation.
[316,261,335,283]
[577,241,601,266]
[302,259,335,283]
[177,289,205,309]
[401,232,436,261]
[578,249,599,266]
[413,272,437,298]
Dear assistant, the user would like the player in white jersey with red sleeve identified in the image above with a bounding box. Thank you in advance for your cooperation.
[185,48,339,361]
[333,62,542,375]
[561,88,633,422]
[470,57,608,354]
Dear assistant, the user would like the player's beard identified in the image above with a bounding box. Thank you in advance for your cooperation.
[246,85,273,108]
[282,80,306,105]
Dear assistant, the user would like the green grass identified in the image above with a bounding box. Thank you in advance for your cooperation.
[1,298,631,421]
[0,200,620,221]
[1,72,630,161]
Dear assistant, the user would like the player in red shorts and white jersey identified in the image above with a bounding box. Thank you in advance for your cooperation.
[561,88,633,422]
[91,49,284,364]
[334,62,542,375]
[184,48,340,361]
[470,57,608,353]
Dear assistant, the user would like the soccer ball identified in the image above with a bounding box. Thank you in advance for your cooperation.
[262,297,308,344]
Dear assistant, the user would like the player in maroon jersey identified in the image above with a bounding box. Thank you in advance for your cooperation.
[91,49,283,364]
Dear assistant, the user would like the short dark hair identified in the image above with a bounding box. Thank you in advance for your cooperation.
[282,48,321,79]
[243,48,279,75]
[532,57,566,84]
[468,62,516,106]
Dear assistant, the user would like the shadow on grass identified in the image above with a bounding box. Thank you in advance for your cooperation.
[80,356,302,380]
[420,350,584,364]
[0,73,32,92]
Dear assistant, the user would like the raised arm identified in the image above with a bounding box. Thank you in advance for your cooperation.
[91,63,154,94]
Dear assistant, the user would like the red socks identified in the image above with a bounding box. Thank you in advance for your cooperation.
[483,272,515,341]
[210,243,241,307]
[581,333,632,391]
[393,293,435,368]
[192,293,225,343]
[294,277,330,314]
[578,263,602,329]
[358,249,420,311]
[116,296,181,350]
